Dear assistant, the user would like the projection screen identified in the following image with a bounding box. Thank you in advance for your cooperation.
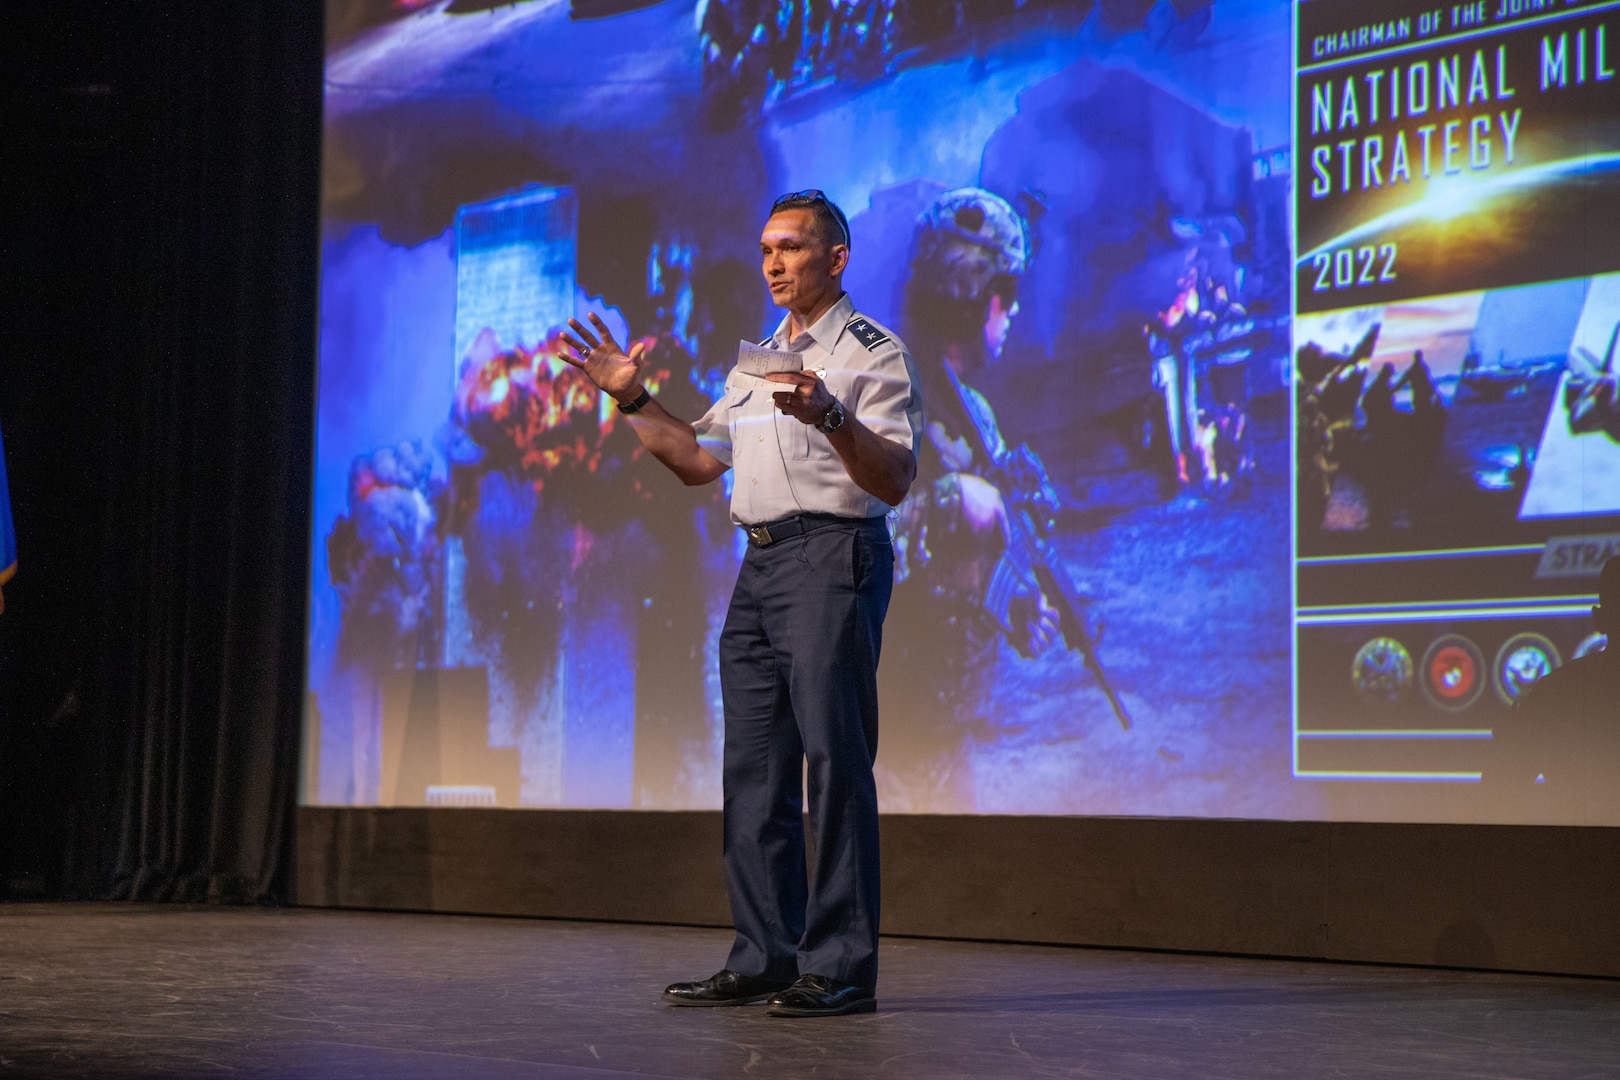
[305,0,1620,825]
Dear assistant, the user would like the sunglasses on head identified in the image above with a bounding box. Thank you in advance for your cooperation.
[771,189,851,248]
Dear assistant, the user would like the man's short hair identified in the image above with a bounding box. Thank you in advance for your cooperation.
[770,189,851,251]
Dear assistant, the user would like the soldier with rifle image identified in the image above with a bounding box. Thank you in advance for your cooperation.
[881,188,1128,809]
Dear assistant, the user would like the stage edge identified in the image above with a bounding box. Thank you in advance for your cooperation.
[295,808,1620,978]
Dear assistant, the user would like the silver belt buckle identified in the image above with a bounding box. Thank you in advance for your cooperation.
[748,524,774,547]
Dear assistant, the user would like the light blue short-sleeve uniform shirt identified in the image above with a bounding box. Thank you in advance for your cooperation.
[691,293,925,525]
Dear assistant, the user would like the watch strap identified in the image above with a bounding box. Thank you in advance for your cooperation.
[616,386,651,414]
[816,399,845,434]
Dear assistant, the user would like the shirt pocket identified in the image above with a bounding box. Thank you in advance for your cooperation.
[721,387,754,443]
[786,412,818,460]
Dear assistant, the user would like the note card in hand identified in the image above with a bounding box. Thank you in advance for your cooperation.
[735,341,802,382]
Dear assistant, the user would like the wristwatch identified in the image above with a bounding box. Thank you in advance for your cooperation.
[815,398,846,435]
[616,386,651,414]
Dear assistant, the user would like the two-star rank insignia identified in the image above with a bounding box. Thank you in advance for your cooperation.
[846,317,890,350]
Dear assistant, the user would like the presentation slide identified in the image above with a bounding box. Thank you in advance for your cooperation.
[304,0,1618,824]
[1293,0,1620,821]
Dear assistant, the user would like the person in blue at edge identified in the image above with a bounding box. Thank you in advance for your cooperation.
[559,190,923,1018]
[0,416,15,616]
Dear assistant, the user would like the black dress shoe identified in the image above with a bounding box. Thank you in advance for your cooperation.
[662,969,791,1007]
[765,973,876,1017]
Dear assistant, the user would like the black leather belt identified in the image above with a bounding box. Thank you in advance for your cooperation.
[743,512,879,548]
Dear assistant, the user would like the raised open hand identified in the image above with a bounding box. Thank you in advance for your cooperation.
[558,312,647,403]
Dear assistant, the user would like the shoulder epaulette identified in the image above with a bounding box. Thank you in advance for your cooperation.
[845,315,890,351]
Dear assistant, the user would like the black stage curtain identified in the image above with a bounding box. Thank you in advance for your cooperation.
[0,3,323,903]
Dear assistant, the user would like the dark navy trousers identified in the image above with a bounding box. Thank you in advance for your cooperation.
[719,516,892,989]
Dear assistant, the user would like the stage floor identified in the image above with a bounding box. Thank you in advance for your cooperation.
[2,904,1617,1079]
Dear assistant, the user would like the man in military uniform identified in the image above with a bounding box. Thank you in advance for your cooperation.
[882,187,1060,807]
[559,190,922,1017]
